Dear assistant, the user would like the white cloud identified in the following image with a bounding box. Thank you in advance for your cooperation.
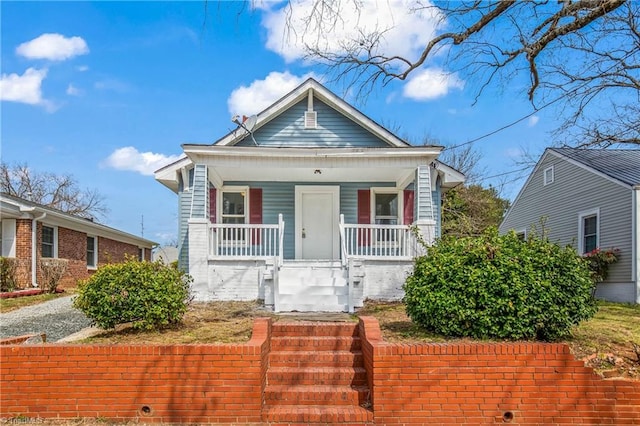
[402,68,464,100]
[66,84,83,96]
[16,33,89,61]
[94,78,131,93]
[261,0,444,63]
[527,115,540,127]
[77,65,89,72]
[0,67,52,107]
[103,147,183,176]
[227,71,316,116]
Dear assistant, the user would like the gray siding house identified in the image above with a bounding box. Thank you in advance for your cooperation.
[500,148,640,304]
[155,78,464,312]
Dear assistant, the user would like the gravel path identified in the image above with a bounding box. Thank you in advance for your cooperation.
[0,296,92,342]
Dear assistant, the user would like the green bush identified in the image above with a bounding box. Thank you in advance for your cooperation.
[73,258,193,330]
[403,228,597,341]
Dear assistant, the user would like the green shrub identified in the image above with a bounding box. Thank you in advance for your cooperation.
[403,228,597,341]
[73,258,193,330]
[0,257,18,292]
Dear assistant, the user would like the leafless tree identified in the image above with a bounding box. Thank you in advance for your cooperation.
[1,163,108,220]
[284,0,639,147]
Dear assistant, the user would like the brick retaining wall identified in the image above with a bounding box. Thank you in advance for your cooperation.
[1,317,638,425]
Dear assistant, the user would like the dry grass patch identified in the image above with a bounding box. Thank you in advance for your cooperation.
[80,300,276,345]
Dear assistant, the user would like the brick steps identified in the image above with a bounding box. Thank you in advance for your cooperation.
[262,322,373,424]
[269,350,363,367]
[264,384,370,406]
[263,405,373,423]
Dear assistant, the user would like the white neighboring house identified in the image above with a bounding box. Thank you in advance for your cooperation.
[155,78,464,312]
[500,148,640,304]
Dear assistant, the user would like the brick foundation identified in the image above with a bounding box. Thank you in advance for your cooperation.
[1,317,639,425]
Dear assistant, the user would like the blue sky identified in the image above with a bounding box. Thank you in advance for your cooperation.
[1,1,557,246]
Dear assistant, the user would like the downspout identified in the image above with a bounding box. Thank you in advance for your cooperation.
[31,212,47,288]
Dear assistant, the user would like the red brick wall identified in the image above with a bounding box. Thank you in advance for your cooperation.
[97,236,144,264]
[359,316,640,425]
[2,318,638,425]
[9,221,152,290]
[0,319,271,424]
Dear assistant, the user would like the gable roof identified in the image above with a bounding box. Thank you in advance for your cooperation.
[0,193,157,247]
[215,78,412,148]
[550,148,640,187]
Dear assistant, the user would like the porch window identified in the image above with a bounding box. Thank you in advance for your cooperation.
[221,190,247,242]
[42,225,56,258]
[578,208,599,254]
[87,236,97,268]
[372,189,402,243]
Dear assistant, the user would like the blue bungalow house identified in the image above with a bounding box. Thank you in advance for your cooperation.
[155,78,464,312]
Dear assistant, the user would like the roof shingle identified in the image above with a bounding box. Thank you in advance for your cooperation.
[550,148,640,186]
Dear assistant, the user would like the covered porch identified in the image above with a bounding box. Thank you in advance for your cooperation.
[156,145,463,312]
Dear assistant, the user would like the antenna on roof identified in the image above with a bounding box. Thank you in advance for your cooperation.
[231,114,258,146]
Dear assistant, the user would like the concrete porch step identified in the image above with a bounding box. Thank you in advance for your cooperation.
[264,384,370,406]
[267,366,367,386]
[276,302,348,313]
[262,405,373,423]
[277,284,348,295]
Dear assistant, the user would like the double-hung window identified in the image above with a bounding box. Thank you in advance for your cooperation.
[87,236,97,268]
[578,208,599,254]
[371,189,402,243]
[41,225,56,258]
[221,188,247,242]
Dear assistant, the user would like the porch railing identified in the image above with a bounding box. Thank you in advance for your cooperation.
[339,214,423,261]
[209,214,284,266]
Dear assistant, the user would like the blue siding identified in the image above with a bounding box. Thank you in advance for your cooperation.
[227,181,396,259]
[236,99,390,148]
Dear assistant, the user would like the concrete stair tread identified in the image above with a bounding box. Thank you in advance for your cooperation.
[262,405,373,423]
[276,303,349,313]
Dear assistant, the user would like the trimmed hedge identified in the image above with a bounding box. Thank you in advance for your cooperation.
[403,229,597,341]
[74,258,192,330]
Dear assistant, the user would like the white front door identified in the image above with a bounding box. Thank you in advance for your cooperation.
[295,186,340,259]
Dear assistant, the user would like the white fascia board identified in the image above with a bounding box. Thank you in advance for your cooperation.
[215,78,411,148]
[433,160,466,187]
[155,156,192,192]
[183,145,441,160]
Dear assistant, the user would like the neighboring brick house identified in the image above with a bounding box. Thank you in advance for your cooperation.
[1,193,156,290]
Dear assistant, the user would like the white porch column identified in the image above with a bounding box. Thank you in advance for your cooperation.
[188,218,210,300]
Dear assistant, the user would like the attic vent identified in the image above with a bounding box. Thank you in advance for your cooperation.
[305,111,317,129]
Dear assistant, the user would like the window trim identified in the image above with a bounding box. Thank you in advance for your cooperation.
[543,165,554,186]
[41,225,58,258]
[578,207,600,255]
[87,235,98,269]
[370,188,403,225]
[218,186,249,245]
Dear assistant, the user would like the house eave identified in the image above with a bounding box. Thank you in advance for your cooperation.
[0,195,157,247]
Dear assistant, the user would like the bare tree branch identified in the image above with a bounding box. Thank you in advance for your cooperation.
[0,163,109,220]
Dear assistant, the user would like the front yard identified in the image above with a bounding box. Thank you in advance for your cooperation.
[74,299,640,380]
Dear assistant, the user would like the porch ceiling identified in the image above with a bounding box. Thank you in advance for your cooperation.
[185,145,442,186]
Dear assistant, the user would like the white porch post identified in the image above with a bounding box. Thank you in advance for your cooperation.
[414,164,437,255]
[188,218,210,300]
